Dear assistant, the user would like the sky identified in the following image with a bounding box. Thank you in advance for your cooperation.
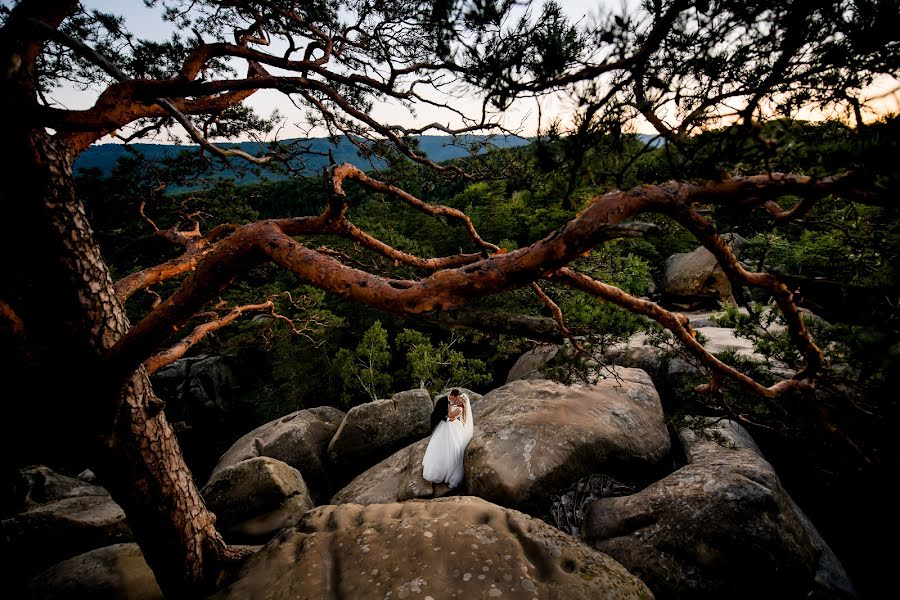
[51,0,636,142]
[53,1,900,144]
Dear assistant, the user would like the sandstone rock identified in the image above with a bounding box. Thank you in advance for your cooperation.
[201,457,313,543]
[603,338,666,390]
[327,390,432,472]
[27,543,163,600]
[506,345,559,382]
[330,436,459,505]
[464,370,669,511]
[582,417,856,599]
[211,406,344,499]
[333,368,670,511]
[213,497,653,600]
[1,467,132,578]
[151,354,239,417]
[12,465,108,512]
[661,233,745,305]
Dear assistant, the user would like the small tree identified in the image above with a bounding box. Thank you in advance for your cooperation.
[396,328,492,393]
[334,321,392,403]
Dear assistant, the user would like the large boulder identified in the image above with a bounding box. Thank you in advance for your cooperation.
[27,543,163,600]
[332,368,670,512]
[327,390,432,472]
[1,466,132,579]
[464,369,670,511]
[210,406,344,499]
[582,418,856,599]
[201,457,314,543]
[661,233,745,306]
[212,497,653,600]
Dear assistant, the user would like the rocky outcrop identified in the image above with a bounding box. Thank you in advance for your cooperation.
[212,497,653,600]
[327,390,432,472]
[661,233,745,307]
[201,457,313,543]
[210,406,344,499]
[332,368,669,511]
[582,418,856,599]
[10,465,107,511]
[1,466,132,578]
[27,543,163,600]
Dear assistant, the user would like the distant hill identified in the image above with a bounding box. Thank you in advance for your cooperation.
[74,135,533,181]
[75,133,664,182]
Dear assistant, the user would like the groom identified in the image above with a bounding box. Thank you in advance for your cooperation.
[429,388,460,432]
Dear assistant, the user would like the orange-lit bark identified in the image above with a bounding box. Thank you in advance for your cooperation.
[107,170,845,402]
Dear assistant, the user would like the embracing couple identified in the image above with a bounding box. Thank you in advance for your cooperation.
[422,388,473,489]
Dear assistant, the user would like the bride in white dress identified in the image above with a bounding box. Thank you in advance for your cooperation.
[422,389,474,488]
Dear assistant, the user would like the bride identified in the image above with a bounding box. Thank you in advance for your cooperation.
[422,388,474,488]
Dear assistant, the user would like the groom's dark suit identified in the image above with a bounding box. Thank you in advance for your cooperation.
[430,396,449,432]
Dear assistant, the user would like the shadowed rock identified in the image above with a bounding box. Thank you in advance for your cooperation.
[582,418,856,599]
[26,543,163,600]
[506,345,559,382]
[201,456,313,543]
[1,466,132,579]
[661,233,745,306]
[327,390,432,473]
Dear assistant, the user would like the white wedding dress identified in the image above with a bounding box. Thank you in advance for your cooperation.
[422,394,474,488]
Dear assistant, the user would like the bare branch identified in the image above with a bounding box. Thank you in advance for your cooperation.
[553,267,811,399]
[531,283,572,337]
[144,301,273,375]
[332,163,499,254]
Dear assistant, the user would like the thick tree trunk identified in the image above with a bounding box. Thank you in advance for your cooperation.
[0,125,239,595]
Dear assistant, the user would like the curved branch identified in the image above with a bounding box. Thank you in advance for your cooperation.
[114,224,239,302]
[332,163,499,253]
[553,268,810,399]
[106,172,853,388]
[668,203,824,379]
[0,298,27,347]
[531,282,572,337]
[144,301,273,375]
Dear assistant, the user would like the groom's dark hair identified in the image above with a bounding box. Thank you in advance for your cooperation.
[450,388,460,396]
